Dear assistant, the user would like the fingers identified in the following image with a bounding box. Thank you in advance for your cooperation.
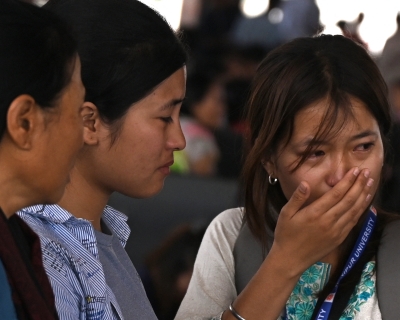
[336,171,375,233]
[308,167,365,214]
[280,181,310,219]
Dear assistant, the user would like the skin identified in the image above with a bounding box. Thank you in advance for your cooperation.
[0,56,85,217]
[223,97,379,320]
[268,98,381,208]
[58,67,186,231]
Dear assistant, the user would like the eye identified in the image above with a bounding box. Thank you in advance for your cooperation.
[160,117,173,123]
[307,150,325,159]
[354,142,374,151]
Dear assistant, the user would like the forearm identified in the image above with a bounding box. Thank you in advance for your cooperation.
[222,246,303,320]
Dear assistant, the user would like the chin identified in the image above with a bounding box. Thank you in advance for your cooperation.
[123,181,165,199]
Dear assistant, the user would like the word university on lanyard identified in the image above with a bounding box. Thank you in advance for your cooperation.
[314,206,377,320]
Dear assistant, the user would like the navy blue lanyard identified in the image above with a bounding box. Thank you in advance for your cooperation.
[283,207,377,320]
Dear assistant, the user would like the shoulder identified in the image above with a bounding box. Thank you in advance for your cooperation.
[204,207,244,251]
[196,207,244,272]
[17,205,75,245]
[376,218,400,318]
[17,205,99,266]
[175,209,243,318]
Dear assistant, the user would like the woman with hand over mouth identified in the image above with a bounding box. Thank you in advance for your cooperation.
[176,35,399,320]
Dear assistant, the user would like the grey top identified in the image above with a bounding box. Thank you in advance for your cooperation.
[95,221,157,320]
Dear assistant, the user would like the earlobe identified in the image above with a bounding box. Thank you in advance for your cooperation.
[81,101,100,146]
[6,94,41,150]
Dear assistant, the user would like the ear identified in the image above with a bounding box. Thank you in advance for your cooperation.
[262,157,276,177]
[81,102,101,146]
[6,94,43,150]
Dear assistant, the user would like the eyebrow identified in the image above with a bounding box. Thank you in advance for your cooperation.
[160,97,185,111]
[296,130,379,148]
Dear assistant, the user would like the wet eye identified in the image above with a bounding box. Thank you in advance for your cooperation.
[306,150,325,159]
[354,143,374,151]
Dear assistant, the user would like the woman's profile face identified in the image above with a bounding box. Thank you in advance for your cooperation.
[267,97,384,206]
[95,66,186,198]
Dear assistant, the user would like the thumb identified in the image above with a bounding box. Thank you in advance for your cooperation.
[281,181,310,219]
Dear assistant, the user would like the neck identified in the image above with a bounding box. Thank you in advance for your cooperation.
[0,162,37,219]
[58,165,110,231]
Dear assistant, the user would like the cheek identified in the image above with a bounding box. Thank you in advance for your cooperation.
[278,169,325,203]
[277,171,303,201]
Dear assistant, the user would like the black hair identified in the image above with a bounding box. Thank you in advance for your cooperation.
[0,0,77,136]
[45,0,188,129]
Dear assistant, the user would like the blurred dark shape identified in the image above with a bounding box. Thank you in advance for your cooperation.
[379,14,400,119]
[337,13,368,49]
[225,78,251,133]
[140,224,206,320]
[377,14,400,213]
[380,124,400,213]
[223,45,267,80]
[277,0,320,42]
[213,78,251,179]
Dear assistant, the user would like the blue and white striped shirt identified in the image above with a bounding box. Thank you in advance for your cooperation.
[17,204,131,320]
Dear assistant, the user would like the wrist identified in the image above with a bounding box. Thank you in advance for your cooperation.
[264,244,308,280]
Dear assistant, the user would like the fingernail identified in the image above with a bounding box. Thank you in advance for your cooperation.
[299,182,307,194]
[367,178,374,187]
[364,169,370,178]
[353,167,360,176]
[366,194,371,202]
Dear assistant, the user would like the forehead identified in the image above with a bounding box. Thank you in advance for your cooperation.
[290,98,378,143]
[141,67,186,107]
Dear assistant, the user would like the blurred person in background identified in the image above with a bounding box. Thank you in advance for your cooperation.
[378,14,400,213]
[0,0,85,318]
[213,78,250,179]
[17,0,187,319]
[173,71,225,177]
[276,0,320,43]
[141,224,206,320]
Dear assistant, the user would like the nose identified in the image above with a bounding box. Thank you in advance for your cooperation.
[326,155,351,187]
[168,121,186,151]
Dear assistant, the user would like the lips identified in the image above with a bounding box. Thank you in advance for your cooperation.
[158,160,174,175]
[161,160,174,168]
